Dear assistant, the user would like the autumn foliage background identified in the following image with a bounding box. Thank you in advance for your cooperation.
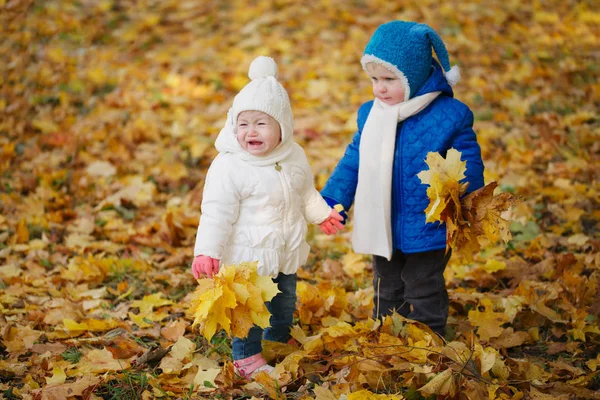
[1,0,599,399]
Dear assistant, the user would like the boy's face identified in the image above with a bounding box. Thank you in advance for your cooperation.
[365,63,406,105]
[236,110,282,156]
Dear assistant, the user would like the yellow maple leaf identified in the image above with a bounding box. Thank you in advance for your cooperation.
[63,319,89,333]
[45,366,67,385]
[84,318,119,332]
[201,295,231,340]
[586,353,600,372]
[417,149,468,224]
[127,312,154,329]
[131,293,174,314]
[468,298,510,341]
[255,274,281,302]
[482,259,506,274]
[231,282,250,303]
[250,307,271,329]
[247,284,269,321]
[417,149,466,184]
[189,262,280,341]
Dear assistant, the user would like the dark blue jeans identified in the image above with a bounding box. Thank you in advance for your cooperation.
[372,249,451,335]
[232,273,297,360]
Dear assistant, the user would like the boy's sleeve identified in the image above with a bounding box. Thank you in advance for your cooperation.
[194,156,240,259]
[297,145,332,224]
[321,104,369,210]
[454,108,485,194]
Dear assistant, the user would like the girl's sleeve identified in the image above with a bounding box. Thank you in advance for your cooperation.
[194,155,240,259]
[296,145,332,224]
[454,108,485,194]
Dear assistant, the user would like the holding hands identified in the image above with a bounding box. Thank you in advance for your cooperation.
[192,255,220,279]
[319,208,345,235]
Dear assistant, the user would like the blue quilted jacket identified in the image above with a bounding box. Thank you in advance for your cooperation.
[322,61,485,253]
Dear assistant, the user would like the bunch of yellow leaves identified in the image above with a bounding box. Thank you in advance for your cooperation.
[188,262,280,341]
[417,149,469,225]
[417,149,516,260]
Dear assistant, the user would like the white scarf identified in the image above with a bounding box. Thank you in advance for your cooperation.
[352,92,441,260]
[214,109,293,166]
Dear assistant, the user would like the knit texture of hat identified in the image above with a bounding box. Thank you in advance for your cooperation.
[361,21,460,100]
[229,56,293,143]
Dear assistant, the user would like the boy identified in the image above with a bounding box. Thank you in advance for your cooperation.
[322,21,485,336]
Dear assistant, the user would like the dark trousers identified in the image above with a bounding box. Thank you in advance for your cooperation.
[372,249,451,335]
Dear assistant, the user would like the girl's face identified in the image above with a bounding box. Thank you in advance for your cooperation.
[236,110,282,156]
[365,63,406,105]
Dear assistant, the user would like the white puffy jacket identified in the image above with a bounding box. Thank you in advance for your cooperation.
[194,142,331,276]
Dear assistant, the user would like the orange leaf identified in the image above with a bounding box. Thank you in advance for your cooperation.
[14,219,29,244]
[161,319,188,341]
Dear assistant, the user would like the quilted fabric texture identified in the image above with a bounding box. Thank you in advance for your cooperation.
[322,61,485,253]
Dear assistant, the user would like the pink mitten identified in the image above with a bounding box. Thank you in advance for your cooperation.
[192,255,220,279]
[319,209,345,235]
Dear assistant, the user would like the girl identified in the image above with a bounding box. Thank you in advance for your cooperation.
[192,56,343,377]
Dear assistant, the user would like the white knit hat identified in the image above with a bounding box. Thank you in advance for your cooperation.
[229,56,294,143]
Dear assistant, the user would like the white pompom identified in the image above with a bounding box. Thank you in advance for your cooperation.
[248,56,278,80]
[445,65,461,86]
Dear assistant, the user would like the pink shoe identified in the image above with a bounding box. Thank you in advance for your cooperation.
[233,353,274,378]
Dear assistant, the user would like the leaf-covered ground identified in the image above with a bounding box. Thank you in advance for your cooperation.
[1,0,599,399]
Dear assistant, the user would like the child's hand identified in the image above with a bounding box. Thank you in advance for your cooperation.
[319,209,345,235]
[192,255,220,279]
[324,197,347,224]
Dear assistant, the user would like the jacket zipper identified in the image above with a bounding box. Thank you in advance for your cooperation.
[275,162,289,250]
[396,123,403,252]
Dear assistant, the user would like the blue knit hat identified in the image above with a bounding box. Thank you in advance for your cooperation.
[361,21,461,101]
